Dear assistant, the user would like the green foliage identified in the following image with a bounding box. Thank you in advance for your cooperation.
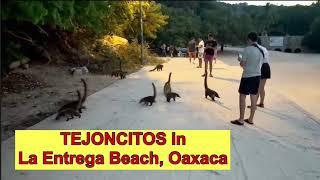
[111,2,168,40]
[154,1,320,50]
[303,17,320,52]
[2,1,168,73]
[91,40,162,74]
[156,6,201,47]
[2,1,113,34]
[2,1,168,38]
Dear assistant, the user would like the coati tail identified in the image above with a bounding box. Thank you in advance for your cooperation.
[149,68,156,72]
[55,113,62,120]
[168,72,172,83]
[80,78,87,104]
[152,83,156,98]
[76,90,83,110]
[204,72,208,89]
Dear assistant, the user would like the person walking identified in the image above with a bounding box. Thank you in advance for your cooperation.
[197,38,205,68]
[247,42,271,108]
[231,32,264,125]
[188,37,197,63]
[202,33,217,77]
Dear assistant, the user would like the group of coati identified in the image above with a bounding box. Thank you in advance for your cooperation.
[140,64,220,106]
[139,72,181,106]
[56,63,220,120]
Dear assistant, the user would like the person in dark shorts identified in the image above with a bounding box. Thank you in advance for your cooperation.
[247,43,271,108]
[188,38,197,63]
[202,33,217,77]
[231,32,263,125]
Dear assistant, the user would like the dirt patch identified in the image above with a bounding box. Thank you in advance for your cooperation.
[1,64,118,141]
[2,72,46,94]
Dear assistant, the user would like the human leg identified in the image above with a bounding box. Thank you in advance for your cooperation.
[231,93,246,125]
[209,60,213,77]
[199,58,202,68]
[259,79,267,106]
[247,94,258,123]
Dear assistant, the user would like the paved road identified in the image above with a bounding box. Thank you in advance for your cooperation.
[2,50,320,180]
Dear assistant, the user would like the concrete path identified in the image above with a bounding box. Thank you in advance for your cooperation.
[2,49,320,180]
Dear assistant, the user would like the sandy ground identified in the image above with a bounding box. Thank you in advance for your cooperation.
[1,64,117,140]
[1,48,320,180]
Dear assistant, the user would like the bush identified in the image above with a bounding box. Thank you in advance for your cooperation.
[89,39,163,74]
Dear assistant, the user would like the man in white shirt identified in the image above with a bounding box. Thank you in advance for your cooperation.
[197,38,205,68]
[231,32,263,126]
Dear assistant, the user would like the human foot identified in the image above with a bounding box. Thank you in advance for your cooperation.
[244,119,254,125]
[247,104,264,108]
[230,120,244,126]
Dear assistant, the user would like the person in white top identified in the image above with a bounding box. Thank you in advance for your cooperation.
[197,38,205,68]
[252,43,271,108]
[231,32,263,126]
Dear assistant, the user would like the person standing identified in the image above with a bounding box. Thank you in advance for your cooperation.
[247,42,271,108]
[188,38,196,63]
[202,33,217,77]
[231,32,264,125]
[169,45,174,57]
[197,38,205,68]
[161,43,166,57]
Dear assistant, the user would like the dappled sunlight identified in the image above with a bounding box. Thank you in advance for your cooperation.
[100,35,128,47]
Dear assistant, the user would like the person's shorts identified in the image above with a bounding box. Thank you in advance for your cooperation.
[204,54,214,62]
[188,51,196,58]
[238,76,261,95]
[261,63,271,79]
[198,52,204,59]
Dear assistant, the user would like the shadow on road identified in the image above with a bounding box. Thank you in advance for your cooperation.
[214,76,240,83]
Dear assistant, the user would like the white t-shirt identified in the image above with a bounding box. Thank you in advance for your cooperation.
[198,40,204,53]
[257,44,270,64]
[241,46,263,78]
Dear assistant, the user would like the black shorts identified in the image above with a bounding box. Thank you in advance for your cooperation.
[261,63,271,79]
[238,76,261,95]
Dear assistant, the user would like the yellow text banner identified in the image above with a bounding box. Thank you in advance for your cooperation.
[15,130,230,170]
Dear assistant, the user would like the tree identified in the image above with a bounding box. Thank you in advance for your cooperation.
[303,17,320,52]
[111,2,168,41]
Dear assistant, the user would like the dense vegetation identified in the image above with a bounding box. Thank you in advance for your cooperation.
[154,1,320,52]
[1,1,167,76]
[2,1,320,76]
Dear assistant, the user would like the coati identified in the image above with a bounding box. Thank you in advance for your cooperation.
[139,83,156,106]
[166,92,180,102]
[204,73,220,101]
[57,78,87,113]
[149,64,163,72]
[69,66,89,76]
[119,71,127,79]
[163,72,172,95]
[111,70,121,77]
[111,61,127,79]
[56,90,82,121]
